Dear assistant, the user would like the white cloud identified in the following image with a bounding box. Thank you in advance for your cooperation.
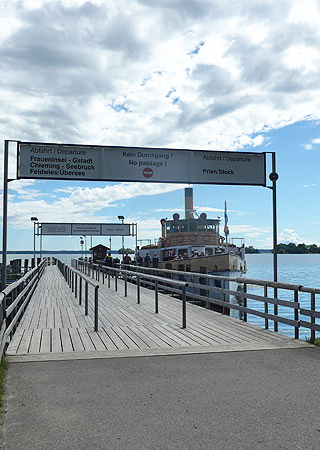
[278,229,316,245]
[153,206,226,213]
[1,0,320,152]
[258,228,318,248]
[1,0,320,248]
[3,182,188,228]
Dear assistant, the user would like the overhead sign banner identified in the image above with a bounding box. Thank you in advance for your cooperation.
[40,223,131,236]
[101,224,130,236]
[18,143,266,186]
[41,223,72,235]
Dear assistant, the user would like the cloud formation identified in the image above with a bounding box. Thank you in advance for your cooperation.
[1,0,320,149]
[1,0,320,248]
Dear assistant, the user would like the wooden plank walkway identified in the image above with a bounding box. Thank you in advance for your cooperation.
[6,265,309,362]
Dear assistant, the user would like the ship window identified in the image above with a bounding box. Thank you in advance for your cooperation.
[205,248,213,256]
[178,248,188,257]
[214,280,221,288]
[180,222,188,232]
[189,222,197,232]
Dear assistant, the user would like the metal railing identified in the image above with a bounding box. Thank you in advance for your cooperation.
[0,259,47,358]
[75,260,189,328]
[75,260,320,343]
[57,260,99,331]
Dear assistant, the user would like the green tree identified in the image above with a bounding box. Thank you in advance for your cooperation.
[118,248,134,254]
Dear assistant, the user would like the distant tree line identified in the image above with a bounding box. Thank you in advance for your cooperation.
[276,243,320,254]
[245,246,260,253]
[118,248,134,254]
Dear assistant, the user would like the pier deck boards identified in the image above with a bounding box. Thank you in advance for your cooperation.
[6,265,308,362]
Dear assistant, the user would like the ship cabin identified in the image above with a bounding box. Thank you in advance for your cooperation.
[136,187,245,273]
[158,212,240,262]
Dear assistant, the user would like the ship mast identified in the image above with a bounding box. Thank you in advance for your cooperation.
[184,188,194,220]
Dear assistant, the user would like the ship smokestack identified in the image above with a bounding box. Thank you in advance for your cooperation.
[185,188,194,219]
[160,219,166,238]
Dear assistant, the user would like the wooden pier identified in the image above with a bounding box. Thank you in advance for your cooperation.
[6,265,308,363]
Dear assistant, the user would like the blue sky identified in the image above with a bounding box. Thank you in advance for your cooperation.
[1,0,320,252]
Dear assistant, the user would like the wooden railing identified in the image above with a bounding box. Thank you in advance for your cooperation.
[75,260,189,328]
[74,260,320,343]
[0,259,47,358]
[57,260,100,331]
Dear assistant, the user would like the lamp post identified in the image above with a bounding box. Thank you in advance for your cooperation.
[118,215,125,262]
[80,237,84,259]
[31,217,38,267]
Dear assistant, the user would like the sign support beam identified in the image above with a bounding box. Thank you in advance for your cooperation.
[1,140,9,289]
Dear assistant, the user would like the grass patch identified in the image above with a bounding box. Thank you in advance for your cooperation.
[305,337,320,347]
[0,358,7,409]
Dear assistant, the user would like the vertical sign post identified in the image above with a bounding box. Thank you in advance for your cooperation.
[268,152,279,332]
[271,152,278,283]
[1,141,9,289]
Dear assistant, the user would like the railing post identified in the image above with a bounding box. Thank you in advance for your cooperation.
[75,273,78,298]
[222,279,226,315]
[71,271,74,293]
[264,285,268,329]
[102,269,105,284]
[274,287,278,332]
[94,286,99,332]
[125,273,127,297]
[115,272,118,292]
[243,283,247,322]
[294,289,299,340]
[85,282,88,316]
[79,277,82,305]
[311,292,315,344]
[108,270,111,288]
[155,280,158,313]
[182,285,186,328]
[137,275,140,304]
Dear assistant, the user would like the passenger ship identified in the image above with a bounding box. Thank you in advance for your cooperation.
[137,188,246,277]
[136,188,246,316]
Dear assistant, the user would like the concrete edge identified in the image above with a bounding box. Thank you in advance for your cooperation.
[5,340,315,364]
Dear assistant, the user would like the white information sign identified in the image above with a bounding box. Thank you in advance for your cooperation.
[19,144,101,180]
[18,143,266,186]
[101,224,130,236]
[71,224,101,236]
[41,223,72,235]
[40,223,131,236]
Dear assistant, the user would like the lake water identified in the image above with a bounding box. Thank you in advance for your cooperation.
[245,254,320,340]
[5,252,320,340]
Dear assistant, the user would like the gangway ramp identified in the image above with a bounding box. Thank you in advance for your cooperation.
[6,265,308,363]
